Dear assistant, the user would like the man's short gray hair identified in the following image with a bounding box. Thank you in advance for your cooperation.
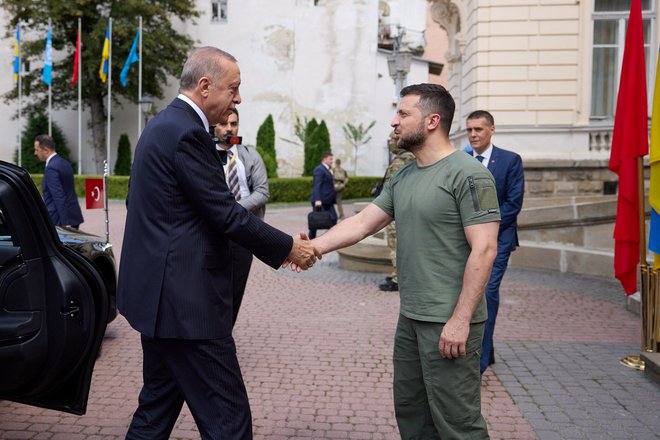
[179,47,237,91]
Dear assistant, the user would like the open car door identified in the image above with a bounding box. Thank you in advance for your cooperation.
[0,160,108,415]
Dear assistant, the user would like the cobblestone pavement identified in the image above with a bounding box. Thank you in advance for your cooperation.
[0,202,658,439]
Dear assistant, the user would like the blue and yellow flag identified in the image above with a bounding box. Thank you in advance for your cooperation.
[13,24,20,82]
[99,24,110,83]
[42,25,52,85]
[649,46,660,268]
[120,29,140,87]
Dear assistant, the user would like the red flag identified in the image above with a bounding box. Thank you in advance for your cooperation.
[85,178,105,209]
[71,31,80,88]
[608,0,649,295]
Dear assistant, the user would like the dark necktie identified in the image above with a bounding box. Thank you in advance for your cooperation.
[218,150,228,165]
[226,150,242,201]
[475,155,485,164]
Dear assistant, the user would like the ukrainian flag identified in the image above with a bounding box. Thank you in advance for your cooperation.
[13,24,20,82]
[99,24,110,83]
[649,46,660,268]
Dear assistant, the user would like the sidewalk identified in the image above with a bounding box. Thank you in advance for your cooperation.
[0,202,658,440]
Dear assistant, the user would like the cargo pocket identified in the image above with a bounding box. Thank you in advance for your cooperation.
[468,176,499,213]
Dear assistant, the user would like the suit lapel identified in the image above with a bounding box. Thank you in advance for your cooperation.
[487,146,500,175]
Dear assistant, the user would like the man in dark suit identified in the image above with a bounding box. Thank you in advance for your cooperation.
[308,152,337,239]
[33,135,84,229]
[464,110,525,374]
[214,108,270,326]
[117,47,319,440]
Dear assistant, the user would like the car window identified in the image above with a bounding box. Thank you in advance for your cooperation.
[0,210,17,246]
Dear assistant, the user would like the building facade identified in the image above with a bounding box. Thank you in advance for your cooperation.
[0,0,656,183]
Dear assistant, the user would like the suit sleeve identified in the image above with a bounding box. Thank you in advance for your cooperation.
[311,166,322,203]
[238,147,269,213]
[174,129,292,268]
[44,165,71,226]
[499,154,525,230]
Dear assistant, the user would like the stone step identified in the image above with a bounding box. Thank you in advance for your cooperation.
[336,235,391,273]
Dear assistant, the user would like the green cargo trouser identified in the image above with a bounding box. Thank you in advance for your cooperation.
[393,315,489,440]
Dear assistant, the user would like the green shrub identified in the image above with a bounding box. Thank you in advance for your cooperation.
[302,118,319,176]
[267,176,382,203]
[29,174,383,204]
[114,134,132,176]
[256,146,278,179]
[256,115,276,159]
[15,111,74,173]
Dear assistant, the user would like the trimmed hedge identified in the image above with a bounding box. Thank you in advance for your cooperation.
[30,174,382,204]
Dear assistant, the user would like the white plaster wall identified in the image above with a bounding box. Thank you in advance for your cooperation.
[0,0,435,176]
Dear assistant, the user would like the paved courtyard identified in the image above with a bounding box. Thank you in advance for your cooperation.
[0,201,658,439]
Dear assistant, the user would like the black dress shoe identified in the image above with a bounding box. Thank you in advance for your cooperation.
[379,279,399,291]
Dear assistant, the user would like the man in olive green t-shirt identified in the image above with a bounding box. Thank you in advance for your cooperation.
[312,83,500,440]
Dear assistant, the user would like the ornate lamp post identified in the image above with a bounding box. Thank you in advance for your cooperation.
[139,94,154,127]
[387,28,413,107]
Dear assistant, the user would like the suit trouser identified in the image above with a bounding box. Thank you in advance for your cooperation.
[230,242,254,327]
[480,250,511,374]
[393,315,489,440]
[126,335,252,440]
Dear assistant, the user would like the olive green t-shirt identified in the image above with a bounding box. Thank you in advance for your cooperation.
[373,150,500,323]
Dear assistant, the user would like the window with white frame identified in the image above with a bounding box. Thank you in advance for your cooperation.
[591,0,654,119]
[211,0,228,22]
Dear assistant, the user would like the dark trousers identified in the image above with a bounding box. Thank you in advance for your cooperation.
[308,203,337,239]
[126,335,252,440]
[480,250,511,374]
[230,242,254,327]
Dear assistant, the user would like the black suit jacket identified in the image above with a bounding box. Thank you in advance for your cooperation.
[42,154,84,227]
[117,98,293,339]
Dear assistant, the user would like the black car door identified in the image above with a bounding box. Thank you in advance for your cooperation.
[0,161,108,415]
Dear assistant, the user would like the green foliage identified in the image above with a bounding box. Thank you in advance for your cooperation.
[114,134,132,176]
[301,118,319,176]
[280,115,314,147]
[256,114,276,158]
[304,121,331,176]
[343,120,376,174]
[30,174,382,203]
[1,0,199,170]
[14,111,74,173]
[256,146,278,179]
[267,176,381,203]
[256,115,277,178]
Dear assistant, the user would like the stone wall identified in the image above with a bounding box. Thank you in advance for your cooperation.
[523,158,630,197]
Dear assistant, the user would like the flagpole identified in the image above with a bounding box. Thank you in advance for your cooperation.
[106,18,112,175]
[77,18,82,175]
[138,16,142,138]
[17,22,22,168]
[103,160,109,243]
[47,18,52,137]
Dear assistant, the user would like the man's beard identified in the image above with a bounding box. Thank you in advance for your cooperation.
[397,121,426,153]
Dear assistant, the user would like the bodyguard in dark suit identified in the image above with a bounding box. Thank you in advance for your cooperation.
[464,110,524,374]
[33,135,84,228]
[308,152,337,239]
[117,47,319,440]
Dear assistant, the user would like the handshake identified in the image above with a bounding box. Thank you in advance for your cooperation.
[282,232,322,272]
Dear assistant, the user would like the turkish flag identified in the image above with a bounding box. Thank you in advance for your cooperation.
[71,31,80,88]
[85,178,105,210]
[608,0,649,295]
